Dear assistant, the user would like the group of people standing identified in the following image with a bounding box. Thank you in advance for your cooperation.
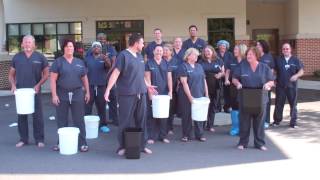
[8,24,304,156]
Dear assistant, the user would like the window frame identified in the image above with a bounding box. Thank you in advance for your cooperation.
[6,21,83,57]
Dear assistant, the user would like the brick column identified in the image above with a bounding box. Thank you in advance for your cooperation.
[279,39,320,75]
[235,40,253,47]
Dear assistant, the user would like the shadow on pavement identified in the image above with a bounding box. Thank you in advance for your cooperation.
[0,94,289,174]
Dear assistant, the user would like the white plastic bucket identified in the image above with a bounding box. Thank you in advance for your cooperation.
[58,127,80,155]
[84,115,100,139]
[152,95,171,118]
[192,97,210,121]
[14,88,35,114]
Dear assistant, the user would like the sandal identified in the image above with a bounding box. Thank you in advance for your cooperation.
[52,145,59,151]
[15,141,26,148]
[52,144,60,151]
[80,145,89,152]
[181,137,188,142]
[147,139,155,144]
[237,145,245,150]
[259,146,268,151]
[116,148,126,156]
[142,147,152,154]
[37,142,45,148]
[162,138,170,143]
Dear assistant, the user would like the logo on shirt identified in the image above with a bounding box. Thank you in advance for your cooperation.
[241,74,249,77]
[76,64,84,68]
[32,61,42,64]
[285,64,290,70]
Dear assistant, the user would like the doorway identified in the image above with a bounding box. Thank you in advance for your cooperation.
[252,29,279,56]
[96,20,144,52]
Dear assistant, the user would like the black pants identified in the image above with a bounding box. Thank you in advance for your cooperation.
[263,91,271,124]
[238,107,265,148]
[206,92,219,129]
[273,86,298,125]
[167,91,178,132]
[17,93,44,144]
[85,85,107,126]
[229,84,239,110]
[108,87,119,125]
[56,100,87,146]
[117,94,148,150]
[178,90,204,139]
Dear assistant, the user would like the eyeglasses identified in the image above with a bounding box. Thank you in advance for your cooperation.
[92,45,101,48]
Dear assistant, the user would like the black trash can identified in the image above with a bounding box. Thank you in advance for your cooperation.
[124,128,142,159]
[239,88,267,115]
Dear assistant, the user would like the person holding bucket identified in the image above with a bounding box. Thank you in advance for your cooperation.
[145,45,173,144]
[225,44,247,136]
[163,42,183,135]
[232,47,275,151]
[8,35,49,148]
[199,45,224,132]
[84,41,111,133]
[104,33,156,156]
[50,39,90,152]
[177,48,209,142]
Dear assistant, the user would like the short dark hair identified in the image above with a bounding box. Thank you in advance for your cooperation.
[189,25,198,31]
[62,39,75,50]
[257,40,270,54]
[128,33,143,46]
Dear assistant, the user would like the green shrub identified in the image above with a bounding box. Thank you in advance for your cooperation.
[314,70,320,77]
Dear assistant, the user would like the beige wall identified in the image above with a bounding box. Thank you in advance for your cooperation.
[283,0,299,39]
[298,0,320,38]
[246,1,285,39]
[3,0,249,43]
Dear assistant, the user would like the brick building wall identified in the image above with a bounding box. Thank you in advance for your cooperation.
[296,39,320,75]
[0,61,11,89]
[235,40,254,47]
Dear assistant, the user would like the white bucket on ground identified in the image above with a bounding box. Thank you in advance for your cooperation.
[152,95,171,118]
[84,115,100,139]
[58,127,80,155]
[192,97,210,121]
[14,88,35,114]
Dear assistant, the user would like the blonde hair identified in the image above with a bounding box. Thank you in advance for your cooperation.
[201,45,218,62]
[183,48,199,61]
[246,46,261,60]
[235,44,248,59]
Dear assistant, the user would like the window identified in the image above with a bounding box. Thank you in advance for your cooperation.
[96,20,144,51]
[207,18,235,48]
[6,22,82,58]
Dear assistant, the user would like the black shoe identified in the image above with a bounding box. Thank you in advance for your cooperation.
[290,124,298,128]
[271,122,280,127]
